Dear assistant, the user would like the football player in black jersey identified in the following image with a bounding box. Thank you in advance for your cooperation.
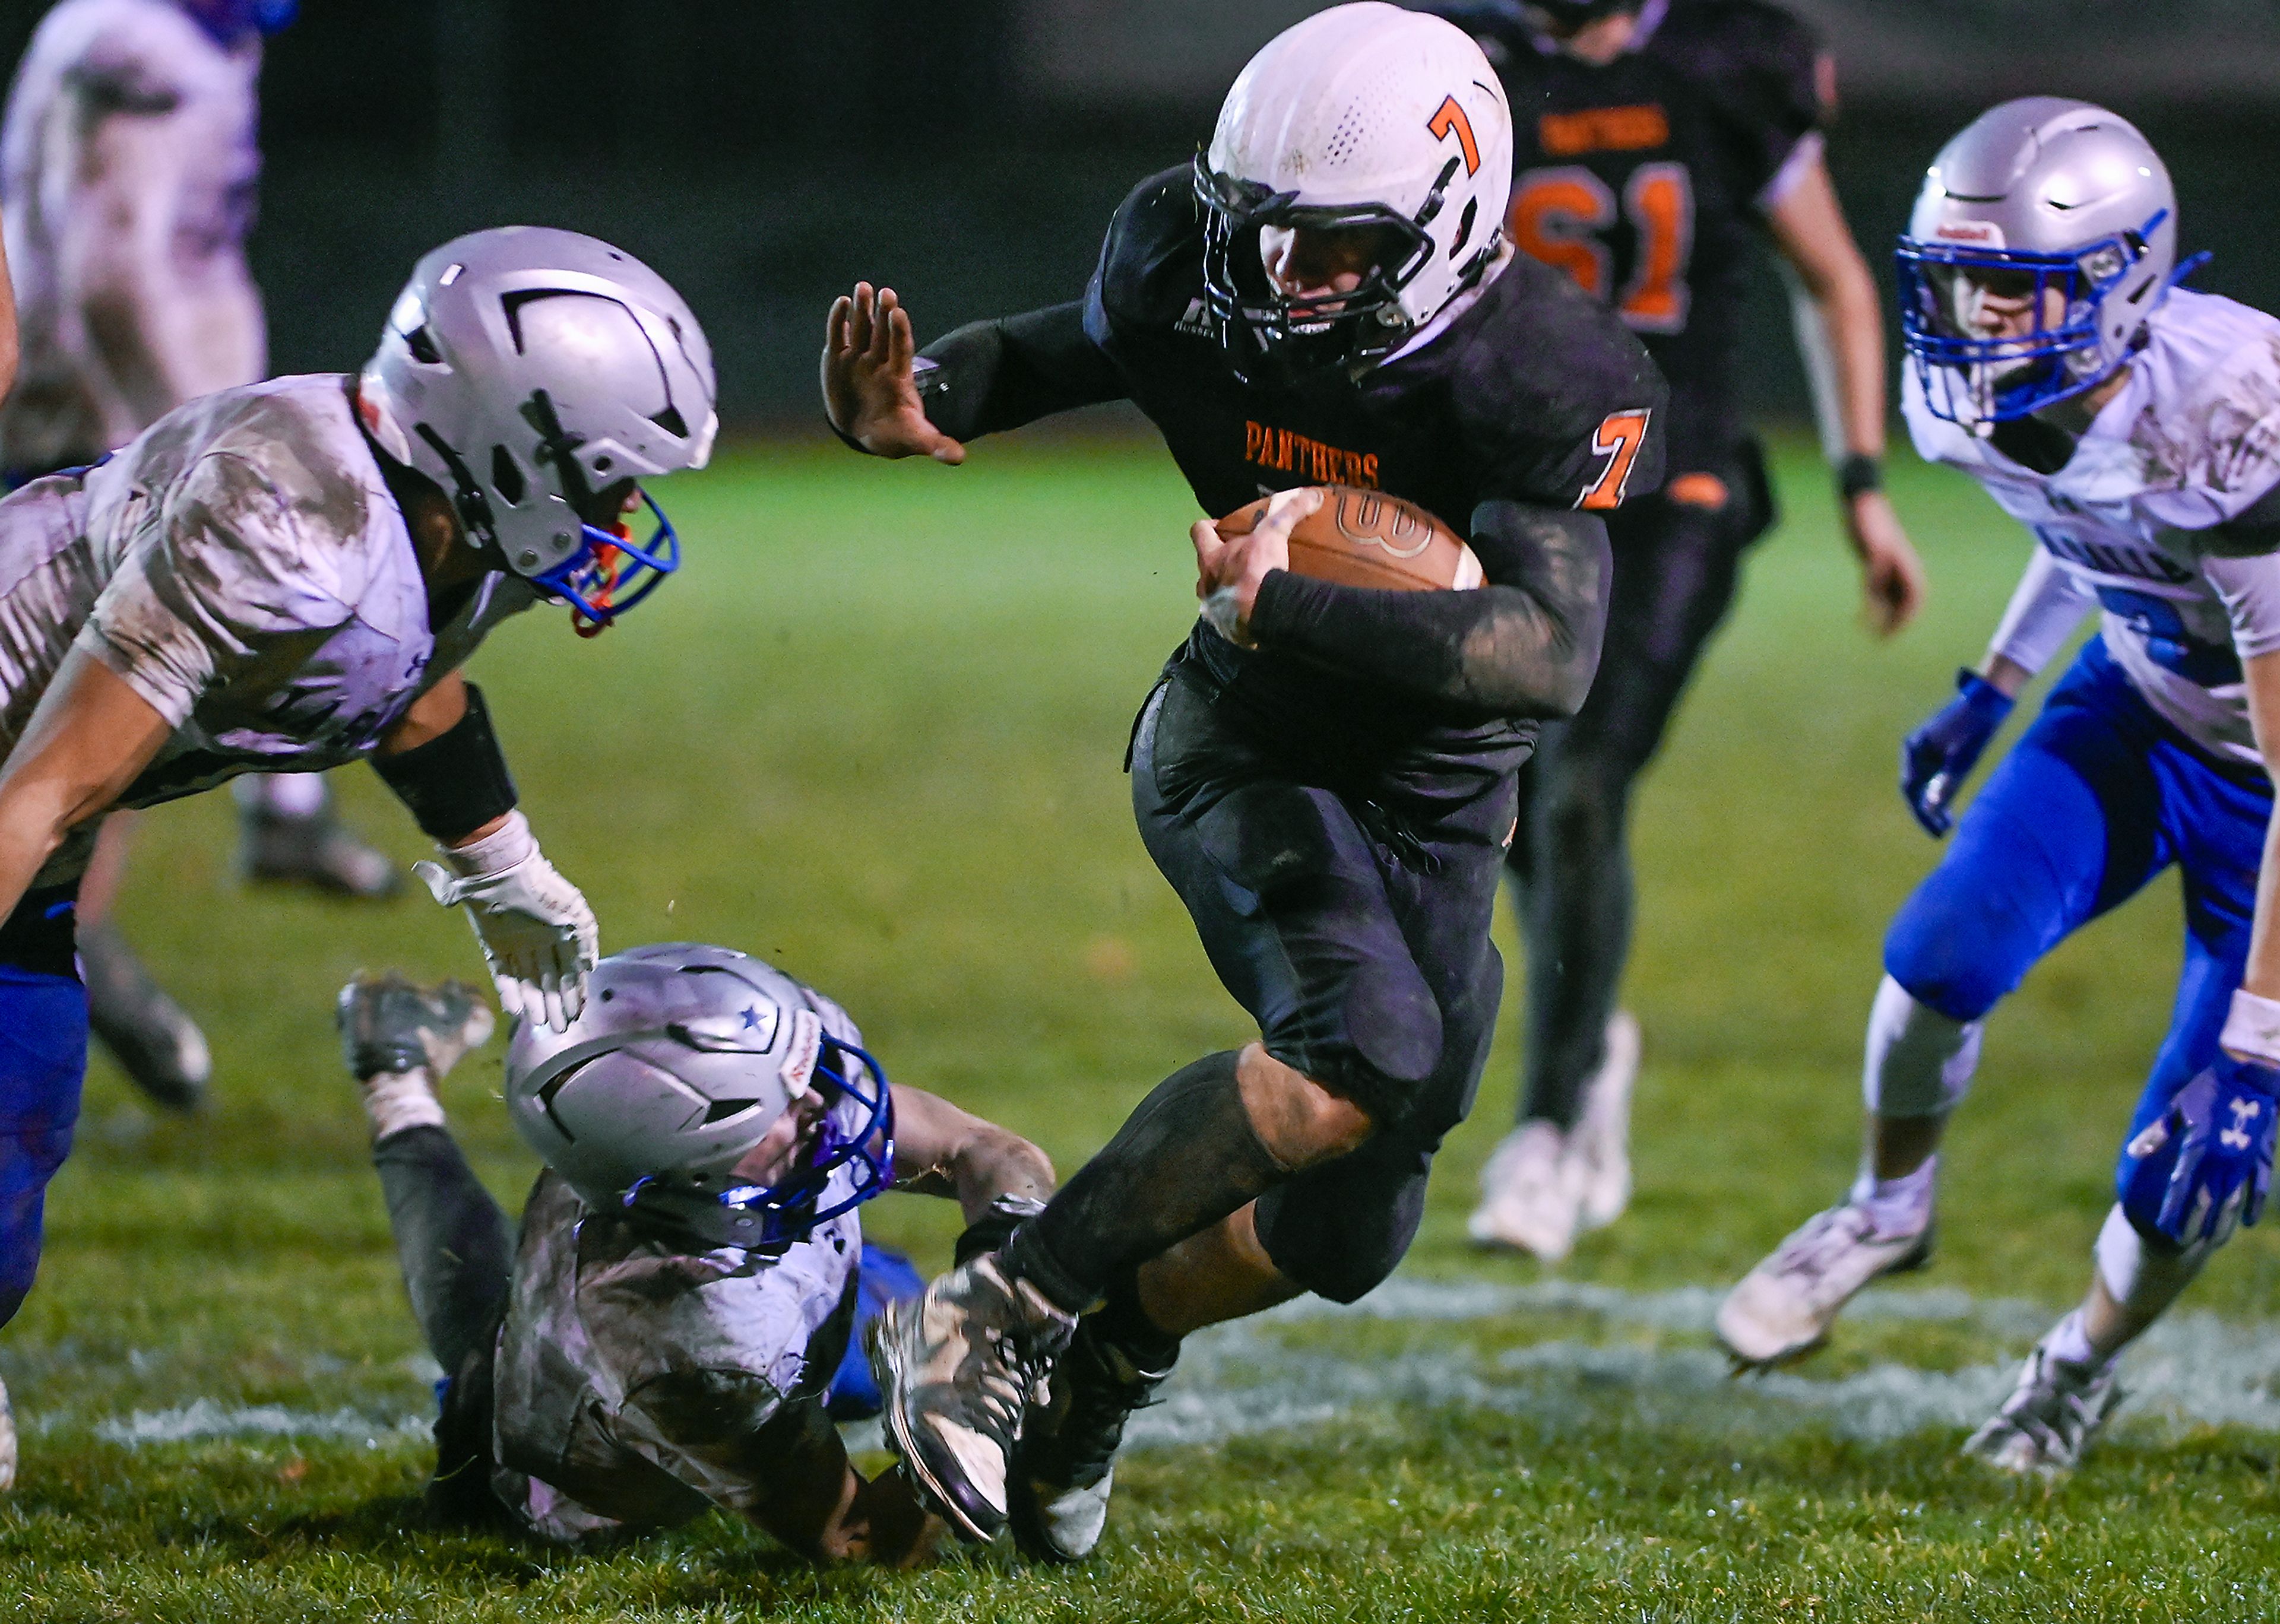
[823,3,1662,1560]
[1427,0,1927,1263]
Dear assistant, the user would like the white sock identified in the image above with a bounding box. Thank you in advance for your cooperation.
[363,1067,445,1141]
[1863,976,1984,1117]
[1848,1154,1937,1236]
[2044,1308,2101,1371]
[234,772,328,820]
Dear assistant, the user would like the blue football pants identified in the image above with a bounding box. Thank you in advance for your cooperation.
[0,966,89,1328]
[1882,637,2273,1200]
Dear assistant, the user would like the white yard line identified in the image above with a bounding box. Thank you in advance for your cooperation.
[87,1399,429,1447]
[40,1277,2280,1454]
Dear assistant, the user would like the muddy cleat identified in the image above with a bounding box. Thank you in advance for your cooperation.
[1468,1119,1586,1263]
[336,973,496,1081]
[239,808,401,900]
[1965,1320,2123,1476]
[868,1255,1075,1544]
[79,921,210,1113]
[1572,1010,1642,1234]
[1717,1200,1933,1367]
[0,1374,14,1491]
[1009,1315,1175,1563]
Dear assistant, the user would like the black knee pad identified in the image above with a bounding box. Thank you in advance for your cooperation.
[1253,1137,1432,1304]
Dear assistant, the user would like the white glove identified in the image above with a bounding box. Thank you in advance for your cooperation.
[413,811,598,1033]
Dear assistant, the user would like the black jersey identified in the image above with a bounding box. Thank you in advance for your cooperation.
[1459,0,1826,466]
[916,167,1663,802]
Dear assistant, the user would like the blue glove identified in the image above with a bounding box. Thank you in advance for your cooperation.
[2123,1054,2280,1245]
[1900,668,2015,838]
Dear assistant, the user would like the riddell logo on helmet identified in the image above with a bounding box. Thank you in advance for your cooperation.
[1935,220,2007,248]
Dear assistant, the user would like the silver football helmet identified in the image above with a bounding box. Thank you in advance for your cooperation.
[358,227,718,624]
[505,943,892,1249]
[1898,97,2180,426]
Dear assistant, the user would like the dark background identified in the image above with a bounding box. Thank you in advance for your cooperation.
[4,0,2278,428]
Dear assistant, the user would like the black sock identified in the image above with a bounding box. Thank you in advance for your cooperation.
[1002,1050,1286,1316]
[373,1124,515,1377]
[1088,1268,1183,1374]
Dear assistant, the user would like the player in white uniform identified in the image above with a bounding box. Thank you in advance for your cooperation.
[0,0,393,1109]
[0,226,717,1489]
[337,946,1054,1563]
[1718,100,2280,1473]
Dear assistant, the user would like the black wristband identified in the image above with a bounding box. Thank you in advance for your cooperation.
[954,1192,1049,1266]
[370,682,518,842]
[1836,452,1884,502]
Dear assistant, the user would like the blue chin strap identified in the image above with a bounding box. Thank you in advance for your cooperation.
[649,1037,897,1251]
[531,490,683,634]
[1896,209,2176,427]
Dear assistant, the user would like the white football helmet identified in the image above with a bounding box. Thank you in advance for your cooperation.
[359,227,718,625]
[1898,98,2181,426]
[505,943,891,1249]
[1198,2,1513,383]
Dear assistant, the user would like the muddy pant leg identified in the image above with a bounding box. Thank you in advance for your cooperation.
[372,1124,515,1378]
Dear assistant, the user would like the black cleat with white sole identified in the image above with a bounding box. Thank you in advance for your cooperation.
[1009,1312,1174,1563]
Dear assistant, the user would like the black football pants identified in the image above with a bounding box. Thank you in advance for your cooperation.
[1506,445,1773,1129]
[1132,673,1513,1302]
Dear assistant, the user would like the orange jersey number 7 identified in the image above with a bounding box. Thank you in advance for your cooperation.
[1578,409,1652,510]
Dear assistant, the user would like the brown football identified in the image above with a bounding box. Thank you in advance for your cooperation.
[1214,486,1484,592]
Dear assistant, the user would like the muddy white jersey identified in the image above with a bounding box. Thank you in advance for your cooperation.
[0,0,265,470]
[0,374,537,883]
[1905,287,2280,770]
[488,990,874,1540]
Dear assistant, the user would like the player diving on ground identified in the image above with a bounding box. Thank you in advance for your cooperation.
[338,946,1053,1563]
[1720,99,2280,1473]
[0,226,715,1483]
[824,3,1663,1556]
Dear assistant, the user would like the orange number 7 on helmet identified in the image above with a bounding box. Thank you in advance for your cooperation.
[1427,96,1481,177]
[1578,409,1653,510]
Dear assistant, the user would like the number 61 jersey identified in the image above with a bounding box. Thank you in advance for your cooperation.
[1458,0,1829,469]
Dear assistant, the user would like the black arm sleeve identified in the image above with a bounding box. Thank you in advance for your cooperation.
[915,301,1126,443]
[370,681,518,843]
[1246,501,1611,721]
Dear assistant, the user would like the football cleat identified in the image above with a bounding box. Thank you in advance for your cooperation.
[1964,1318,2123,1476]
[78,922,210,1113]
[0,1374,14,1491]
[336,973,496,1081]
[868,1255,1074,1544]
[1717,1200,1933,1368]
[1468,1119,1586,1263]
[239,807,401,900]
[1572,1010,1642,1234]
[1009,1315,1176,1563]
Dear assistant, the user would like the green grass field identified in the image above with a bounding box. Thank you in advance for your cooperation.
[7,432,2279,1621]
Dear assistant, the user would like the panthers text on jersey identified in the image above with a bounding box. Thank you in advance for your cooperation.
[488,988,874,1540]
[1462,0,1827,468]
[0,0,267,471]
[0,375,538,884]
[1907,287,2280,769]
[918,166,1665,803]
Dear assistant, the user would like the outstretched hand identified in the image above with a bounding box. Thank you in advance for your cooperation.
[821,283,966,464]
[1190,487,1323,647]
